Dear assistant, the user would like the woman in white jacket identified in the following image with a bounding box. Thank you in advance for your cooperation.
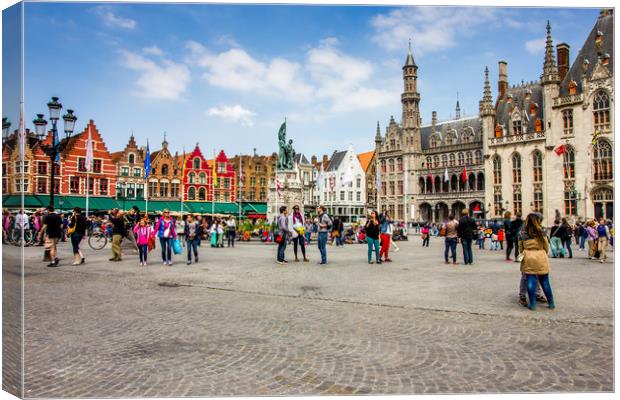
[289,205,309,262]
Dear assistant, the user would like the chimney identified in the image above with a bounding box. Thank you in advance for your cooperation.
[431,111,437,132]
[498,61,508,99]
[311,155,317,164]
[556,43,570,81]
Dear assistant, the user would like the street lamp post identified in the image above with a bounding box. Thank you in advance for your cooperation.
[33,97,77,209]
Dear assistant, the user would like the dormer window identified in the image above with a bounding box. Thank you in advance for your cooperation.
[512,117,523,135]
[193,157,200,170]
[128,153,135,164]
[529,103,538,115]
[430,135,439,148]
[568,80,577,95]
[495,124,503,138]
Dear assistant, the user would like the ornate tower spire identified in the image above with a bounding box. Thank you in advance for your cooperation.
[401,39,420,130]
[541,20,559,84]
[455,93,461,119]
[375,121,381,140]
[480,66,494,117]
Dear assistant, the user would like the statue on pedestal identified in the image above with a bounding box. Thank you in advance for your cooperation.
[277,120,295,170]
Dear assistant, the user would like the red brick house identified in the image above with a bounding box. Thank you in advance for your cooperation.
[181,147,236,202]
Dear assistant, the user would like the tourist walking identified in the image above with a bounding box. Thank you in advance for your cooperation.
[38,206,63,267]
[331,216,344,246]
[109,209,127,262]
[365,210,381,264]
[549,220,565,258]
[421,223,430,247]
[2,209,11,244]
[185,214,200,265]
[155,209,176,265]
[68,207,88,265]
[210,219,218,247]
[457,209,476,265]
[504,211,514,261]
[290,205,308,262]
[518,213,555,311]
[134,218,154,266]
[379,212,393,262]
[512,212,523,260]
[577,222,587,251]
[596,218,611,263]
[276,206,289,264]
[226,216,236,247]
[316,206,331,265]
[586,220,599,259]
[444,214,459,264]
[560,218,573,258]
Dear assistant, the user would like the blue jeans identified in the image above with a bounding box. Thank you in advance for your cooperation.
[305,231,311,244]
[367,237,380,262]
[526,274,554,309]
[160,237,173,262]
[70,233,83,254]
[461,239,473,264]
[186,238,199,262]
[444,237,457,262]
[277,236,287,262]
[579,234,587,250]
[561,237,573,258]
[318,232,328,264]
[138,244,148,263]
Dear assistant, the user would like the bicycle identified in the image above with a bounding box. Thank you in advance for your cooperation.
[88,227,108,250]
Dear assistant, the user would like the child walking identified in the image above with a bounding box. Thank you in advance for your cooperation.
[134,217,154,266]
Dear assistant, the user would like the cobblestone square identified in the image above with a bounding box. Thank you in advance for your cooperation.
[3,238,614,397]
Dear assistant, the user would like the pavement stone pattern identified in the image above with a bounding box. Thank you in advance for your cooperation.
[2,237,614,397]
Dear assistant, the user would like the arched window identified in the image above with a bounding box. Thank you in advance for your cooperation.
[128,153,135,164]
[430,135,439,148]
[445,131,456,145]
[199,172,207,184]
[426,156,432,167]
[418,177,425,193]
[441,154,448,167]
[512,153,521,183]
[433,156,439,168]
[188,172,196,184]
[451,175,458,192]
[466,151,473,165]
[193,157,201,170]
[532,151,543,183]
[493,156,502,185]
[188,187,196,200]
[477,172,484,191]
[388,159,394,172]
[458,152,465,166]
[475,150,482,164]
[198,187,206,200]
[468,173,475,190]
[563,146,575,179]
[397,158,403,171]
[381,160,386,173]
[461,128,475,143]
[435,176,441,193]
[449,153,455,167]
[593,139,612,181]
[593,91,610,131]
[512,114,523,135]
[426,176,433,193]
[161,164,169,176]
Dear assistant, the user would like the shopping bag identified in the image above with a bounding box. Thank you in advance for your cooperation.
[173,239,183,255]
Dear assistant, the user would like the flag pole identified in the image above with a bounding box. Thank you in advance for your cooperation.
[211,149,215,217]
[85,124,92,218]
[180,147,185,217]
[238,154,242,221]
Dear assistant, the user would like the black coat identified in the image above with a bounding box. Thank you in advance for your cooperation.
[457,216,476,240]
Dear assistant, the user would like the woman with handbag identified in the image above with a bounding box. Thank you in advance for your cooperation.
[365,210,381,264]
[518,213,554,310]
[68,207,88,265]
[154,209,177,266]
[290,205,308,262]
[276,206,289,264]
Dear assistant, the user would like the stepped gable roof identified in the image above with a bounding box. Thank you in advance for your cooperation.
[357,151,374,172]
[110,151,123,163]
[3,130,41,152]
[419,116,481,150]
[494,83,544,134]
[326,150,347,172]
[560,10,614,97]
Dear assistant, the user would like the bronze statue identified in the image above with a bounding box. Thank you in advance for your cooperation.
[277,120,295,170]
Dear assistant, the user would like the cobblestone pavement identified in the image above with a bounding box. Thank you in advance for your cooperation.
[2,238,614,397]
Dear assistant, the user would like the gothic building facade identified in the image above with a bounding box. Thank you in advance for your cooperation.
[375,9,613,224]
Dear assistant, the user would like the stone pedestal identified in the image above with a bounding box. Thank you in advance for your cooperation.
[267,170,304,222]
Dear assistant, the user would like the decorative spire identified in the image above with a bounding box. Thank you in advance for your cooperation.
[404,38,416,67]
[375,121,381,140]
[480,66,494,117]
[542,20,559,84]
[455,92,461,120]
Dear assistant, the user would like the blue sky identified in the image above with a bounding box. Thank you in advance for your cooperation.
[3,3,601,158]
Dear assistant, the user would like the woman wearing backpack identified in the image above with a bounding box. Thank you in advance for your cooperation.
[154,209,176,266]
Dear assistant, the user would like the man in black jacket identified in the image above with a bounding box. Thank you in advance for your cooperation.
[457,209,477,265]
[511,212,523,261]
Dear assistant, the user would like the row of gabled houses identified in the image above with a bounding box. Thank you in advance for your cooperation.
[2,120,378,221]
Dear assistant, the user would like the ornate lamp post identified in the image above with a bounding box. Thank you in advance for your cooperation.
[33,97,78,208]
[2,117,10,143]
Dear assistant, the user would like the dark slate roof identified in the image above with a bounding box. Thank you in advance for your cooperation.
[560,10,614,96]
[420,116,481,150]
[326,150,347,172]
[495,83,544,134]
[294,153,310,165]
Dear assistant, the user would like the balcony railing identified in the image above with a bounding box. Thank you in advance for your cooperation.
[422,141,482,154]
[416,190,485,200]
[552,93,584,108]
[489,131,546,146]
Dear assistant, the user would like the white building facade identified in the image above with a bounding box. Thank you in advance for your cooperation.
[321,145,366,222]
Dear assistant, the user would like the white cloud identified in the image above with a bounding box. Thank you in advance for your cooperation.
[120,50,190,100]
[207,105,256,126]
[143,45,163,56]
[524,37,546,55]
[215,35,241,48]
[94,6,137,29]
[371,7,500,54]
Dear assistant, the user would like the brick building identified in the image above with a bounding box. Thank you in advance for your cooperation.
[111,134,146,200]
[147,136,183,200]
[230,150,276,202]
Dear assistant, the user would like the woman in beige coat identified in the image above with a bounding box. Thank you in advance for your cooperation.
[518,213,555,310]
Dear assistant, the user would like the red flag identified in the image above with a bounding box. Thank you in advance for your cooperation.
[554,144,566,156]
[461,166,468,182]
[428,170,434,186]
